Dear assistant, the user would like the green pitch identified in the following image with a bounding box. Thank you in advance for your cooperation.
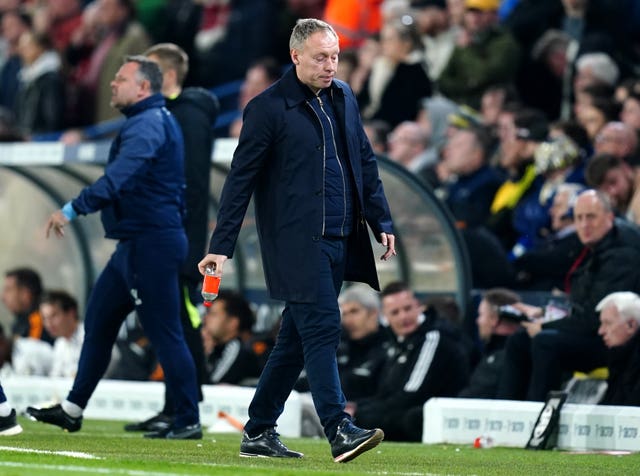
[0,417,637,475]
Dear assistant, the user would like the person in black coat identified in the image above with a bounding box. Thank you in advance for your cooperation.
[596,292,640,406]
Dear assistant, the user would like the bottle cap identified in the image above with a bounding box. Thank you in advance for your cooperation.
[203,301,212,307]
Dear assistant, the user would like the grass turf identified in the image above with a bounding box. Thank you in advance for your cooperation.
[0,417,636,475]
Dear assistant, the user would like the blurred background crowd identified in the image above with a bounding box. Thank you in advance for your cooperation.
[3,0,640,441]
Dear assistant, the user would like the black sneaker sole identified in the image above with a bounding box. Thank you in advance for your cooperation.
[333,429,384,463]
[0,424,23,436]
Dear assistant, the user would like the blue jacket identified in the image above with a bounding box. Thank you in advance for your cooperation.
[71,94,186,239]
[209,67,394,302]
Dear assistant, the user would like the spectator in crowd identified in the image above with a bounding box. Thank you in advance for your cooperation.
[347,35,380,96]
[575,95,619,144]
[438,0,520,110]
[488,108,549,254]
[621,89,640,135]
[413,0,459,82]
[14,30,65,135]
[202,290,261,386]
[497,189,640,401]
[572,52,620,97]
[336,284,388,401]
[358,16,432,129]
[593,121,639,163]
[229,57,280,137]
[0,382,22,435]
[458,287,521,398]
[27,56,201,440]
[416,95,458,175]
[1,267,52,344]
[514,182,584,291]
[585,154,640,224]
[34,0,83,52]
[70,0,150,124]
[596,291,640,406]
[0,9,31,113]
[363,119,391,156]
[347,281,469,442]
[323,0,383,50]
[386,120,433,173]
[435,125,504,228]
[40,290,84,378]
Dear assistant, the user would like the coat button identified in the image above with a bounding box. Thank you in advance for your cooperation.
[316,145,322,151]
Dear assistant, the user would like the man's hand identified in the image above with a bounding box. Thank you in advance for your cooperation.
[380,232,396,261]
[46,210,69,238]
[198,253,228,276]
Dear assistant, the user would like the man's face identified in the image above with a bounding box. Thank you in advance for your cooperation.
[598,166,634,211]
[598,304,636,348]
[549,190,572,231]
[573,192,614,246]
[291,30,339,93]
[382,290,422,338]
[41,302,77,339]
[203,299,234,343]
[594,124,635,158]
[476,299,498,342]
[443,129,480,174]
[110,61,145,110]
[1,276,27,314]
[340,301,378,341]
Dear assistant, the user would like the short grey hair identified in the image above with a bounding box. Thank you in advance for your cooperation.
[125,55,163,94]
[338,284,380,311]
[576,53,620,87]
[596,292,640,323]
[289,18,338,51]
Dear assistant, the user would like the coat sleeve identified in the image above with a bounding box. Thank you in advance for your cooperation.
[208,97,275,257]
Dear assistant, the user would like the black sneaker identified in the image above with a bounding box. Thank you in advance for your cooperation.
[0,409,23,436]
[331,418,383,463]
[25,404,82,432]
[124,412,173,432]
[144,422,202,440]
[239,428,304,458]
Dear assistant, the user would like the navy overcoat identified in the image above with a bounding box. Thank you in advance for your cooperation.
[209,67,394,302]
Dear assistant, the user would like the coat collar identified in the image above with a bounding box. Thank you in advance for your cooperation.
[281,65,346,109]
[121,93,165,118]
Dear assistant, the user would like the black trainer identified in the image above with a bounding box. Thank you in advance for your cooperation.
[0,409,23,436]
[124,412,173,432]
[25,404,82,432]
[239,428,304,458]
[331,418,384,463]
[144,422,202,440]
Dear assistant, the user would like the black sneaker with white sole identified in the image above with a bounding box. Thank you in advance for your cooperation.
[26,404,82,432]
[0,409,22,436]
[240,428,303,458]
[331,418,384,463]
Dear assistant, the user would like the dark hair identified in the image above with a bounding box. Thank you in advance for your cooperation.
[483,288,520,308]
[381,281,412,298]
[250,57,282,83]
[124,55,163,94]
[585,153,626,187]
[217,290,255,333]
[41,290,78,319]
[5,267,42,300]
[144,43,189,86]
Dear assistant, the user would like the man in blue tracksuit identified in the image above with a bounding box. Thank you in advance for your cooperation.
[198,19,395,462]
[27,56,201,439]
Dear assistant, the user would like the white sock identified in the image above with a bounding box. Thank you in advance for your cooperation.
[61,400,83,418]
[0,401,11,417]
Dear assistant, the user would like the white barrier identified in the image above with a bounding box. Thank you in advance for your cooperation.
[3,376,302,437]
[423,397,640,451]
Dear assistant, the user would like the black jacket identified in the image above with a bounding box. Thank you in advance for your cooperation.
[206,337,260,385]
[600,331,640,406]
[458,335,509,399]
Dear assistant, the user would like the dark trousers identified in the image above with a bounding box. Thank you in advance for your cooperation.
[497,327,607,401]
[68,230,200,428]
[0,383,6,403]
[244,237,349,441]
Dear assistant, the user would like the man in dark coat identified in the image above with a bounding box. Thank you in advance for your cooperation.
[497,190,640,401]
[198,19,395,463]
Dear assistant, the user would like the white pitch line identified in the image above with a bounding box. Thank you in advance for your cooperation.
[0,445,103,459]
[0,461,204,476]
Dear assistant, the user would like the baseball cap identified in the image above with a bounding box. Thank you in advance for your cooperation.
[465,0,500,11]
